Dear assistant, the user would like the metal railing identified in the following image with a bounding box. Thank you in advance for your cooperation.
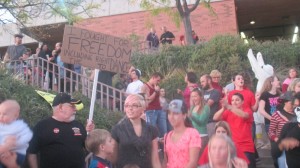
[1,57,125,111]
[133,40,160,54]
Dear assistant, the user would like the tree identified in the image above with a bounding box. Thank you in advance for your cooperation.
[0,0,99,36]
[135,0,212,45]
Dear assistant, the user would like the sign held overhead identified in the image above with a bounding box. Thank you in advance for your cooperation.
[61,25,132,73]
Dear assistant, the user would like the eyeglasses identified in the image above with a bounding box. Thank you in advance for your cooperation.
[124,104,141,109]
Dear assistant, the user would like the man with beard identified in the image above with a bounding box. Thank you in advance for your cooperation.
[200,74,221,138]
[27,93,94,168]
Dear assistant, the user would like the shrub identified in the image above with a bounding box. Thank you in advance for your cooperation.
[132,35,300,99]
[0,69,123,129]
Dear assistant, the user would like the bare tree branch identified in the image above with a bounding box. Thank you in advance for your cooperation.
[176,0,184,17]
[188,0,201,13]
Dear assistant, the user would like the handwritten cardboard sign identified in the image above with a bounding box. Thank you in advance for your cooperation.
[61,25,132,73]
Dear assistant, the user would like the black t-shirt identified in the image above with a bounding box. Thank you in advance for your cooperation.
[204,89,221,122]
[279,122,300,168]
[160,31,175,44]
[259,92,280,124]
[111,117,158,168]
[27,117,87,168]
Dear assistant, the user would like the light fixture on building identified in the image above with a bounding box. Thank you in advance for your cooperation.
[294,26,299,34]
[250,20,255,25]
[292,34,298,44]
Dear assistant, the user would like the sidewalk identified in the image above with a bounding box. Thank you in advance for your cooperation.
[256,123,274,168]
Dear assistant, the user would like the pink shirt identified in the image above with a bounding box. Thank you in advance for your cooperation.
[164,128,201,168]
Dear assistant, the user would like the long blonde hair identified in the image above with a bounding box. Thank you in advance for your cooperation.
[288,78,300,92]
[260,75,281,94]
[208,135,236,168]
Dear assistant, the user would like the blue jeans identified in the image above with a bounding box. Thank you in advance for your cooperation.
[145,110,167,137]
[278,151,287,168]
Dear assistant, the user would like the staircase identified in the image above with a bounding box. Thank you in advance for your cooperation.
[1,57,125,111]
[257,148,274,168]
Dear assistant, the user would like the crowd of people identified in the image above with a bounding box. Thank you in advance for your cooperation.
[1,33,300,168]
[2,34,81,92]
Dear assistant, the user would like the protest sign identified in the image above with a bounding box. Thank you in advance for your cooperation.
[61,25,132,73]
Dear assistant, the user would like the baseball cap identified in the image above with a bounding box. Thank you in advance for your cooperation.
[14,33,24,38]
[52,93,81,106]
[169,99,187,113]
[279,91,294,101]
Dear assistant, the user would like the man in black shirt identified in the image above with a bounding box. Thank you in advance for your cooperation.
[160,26,175,44]
[27,93,94,168]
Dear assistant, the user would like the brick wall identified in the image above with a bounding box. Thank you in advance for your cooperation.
[76,0,238,45]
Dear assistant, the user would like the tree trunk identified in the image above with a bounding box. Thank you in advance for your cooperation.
[182,14,194,45]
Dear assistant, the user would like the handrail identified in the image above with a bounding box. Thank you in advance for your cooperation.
[1,57,125,112]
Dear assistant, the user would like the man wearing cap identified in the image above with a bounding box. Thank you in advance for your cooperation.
[126,68,143,95]
[3,34,26,63]
[27,93,94,168]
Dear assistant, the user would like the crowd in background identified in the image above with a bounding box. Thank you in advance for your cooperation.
[1,33,300,168]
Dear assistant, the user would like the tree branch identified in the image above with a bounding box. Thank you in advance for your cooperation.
[176,0,184,17]
[188,0,201,13]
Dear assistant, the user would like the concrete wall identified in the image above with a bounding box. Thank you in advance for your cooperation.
[0,24,38,46]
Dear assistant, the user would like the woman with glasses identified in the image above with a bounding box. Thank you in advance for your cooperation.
[163,99,201,168]
[111,94,161,168]
[210,70,223,97]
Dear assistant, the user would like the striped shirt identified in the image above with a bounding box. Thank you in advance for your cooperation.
[268,111,289,141]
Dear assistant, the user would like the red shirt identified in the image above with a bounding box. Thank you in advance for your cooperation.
[145,83,162,111]
[222,108,255,153]
[211,82,223,97]
[198,142,249,165]
[182,83,198,110]
[228,89,256,110]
